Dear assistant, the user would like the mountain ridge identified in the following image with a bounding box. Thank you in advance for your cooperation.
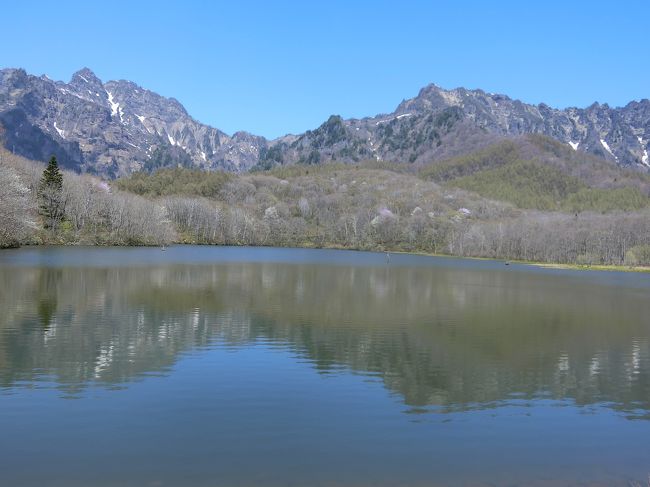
[0,67,648,177]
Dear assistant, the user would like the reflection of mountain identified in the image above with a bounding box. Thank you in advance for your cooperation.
[1,261,649,415]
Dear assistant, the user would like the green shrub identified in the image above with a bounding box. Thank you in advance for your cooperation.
[116,168,232,198]
[625,245,650,266]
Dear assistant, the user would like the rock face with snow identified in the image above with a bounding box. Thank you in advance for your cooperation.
[0,67,648,177]
[265,84,650,170]
[0,68,266,176]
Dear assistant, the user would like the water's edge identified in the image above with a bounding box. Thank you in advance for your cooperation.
[2,242,650,274]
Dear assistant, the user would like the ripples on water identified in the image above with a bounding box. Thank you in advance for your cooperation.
[0,246,649,486]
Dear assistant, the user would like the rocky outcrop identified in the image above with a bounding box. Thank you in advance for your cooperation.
[1,67,648,177]
[272,84,650,169]
[0,68,267,176]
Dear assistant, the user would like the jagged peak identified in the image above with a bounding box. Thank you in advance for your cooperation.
[416,84,521,105]
[416,83,445,97]
[232,130,264,141]
[0,67,28,85]
[624,99,650,108]
[105,78,141,90]
[70,67,102,86]
[1,67,27,76]
[104,79,189,116]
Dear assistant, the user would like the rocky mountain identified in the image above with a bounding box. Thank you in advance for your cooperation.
[268,84,650,170]
[0,67,648,177]
[0,68,265,176]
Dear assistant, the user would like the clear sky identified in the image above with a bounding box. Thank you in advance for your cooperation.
[2,0,648,139]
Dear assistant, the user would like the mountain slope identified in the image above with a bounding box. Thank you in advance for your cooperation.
[0,68,267,176]
[1,67,648,177]
[420,136,650,209]
[268,84,650,169]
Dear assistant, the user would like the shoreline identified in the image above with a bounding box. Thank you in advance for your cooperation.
[3,242,650,274]
[386,249,650,274]
[523,261,650,273]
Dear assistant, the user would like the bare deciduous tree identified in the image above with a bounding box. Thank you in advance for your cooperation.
[0,164,35,247]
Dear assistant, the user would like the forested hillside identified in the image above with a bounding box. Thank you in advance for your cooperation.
[2,141,650,268]
[0,149,172,247]
[420,136,650,212]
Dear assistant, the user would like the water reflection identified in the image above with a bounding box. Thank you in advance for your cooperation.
[1,255,649,417]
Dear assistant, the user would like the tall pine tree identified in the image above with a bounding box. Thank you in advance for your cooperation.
[38,156,65,229]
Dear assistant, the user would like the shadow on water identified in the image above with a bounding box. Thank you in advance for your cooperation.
[1,247,649,418]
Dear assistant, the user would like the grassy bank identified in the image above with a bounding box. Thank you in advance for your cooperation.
[524,261,650,273]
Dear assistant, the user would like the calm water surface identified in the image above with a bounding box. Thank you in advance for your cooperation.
[1,246,649,486]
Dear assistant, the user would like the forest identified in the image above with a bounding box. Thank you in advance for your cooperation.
[1,137,650,268]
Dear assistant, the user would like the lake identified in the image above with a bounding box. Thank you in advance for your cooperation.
[0,246,649,486]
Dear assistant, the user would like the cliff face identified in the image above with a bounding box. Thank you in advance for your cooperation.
[0,68,267,176]
[270,84,649,169]
[1,67,648,177]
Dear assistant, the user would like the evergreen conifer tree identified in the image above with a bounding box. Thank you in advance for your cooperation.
[38,156,65,229]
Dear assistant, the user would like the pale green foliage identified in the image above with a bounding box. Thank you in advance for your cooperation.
[115,168,232,198]
[625,245,650,266]
[421,139,650,212]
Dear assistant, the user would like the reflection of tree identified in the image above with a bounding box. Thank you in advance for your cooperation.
[36,268,62,328]
[37,298,57,328]
[0,262,649,416]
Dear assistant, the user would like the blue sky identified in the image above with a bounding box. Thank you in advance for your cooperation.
[2,0,648,138]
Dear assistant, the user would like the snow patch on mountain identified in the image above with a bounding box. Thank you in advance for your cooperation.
[375,113,411,126]
[600,139,616,159]
[53,121,65,139]
[107,91,119,117]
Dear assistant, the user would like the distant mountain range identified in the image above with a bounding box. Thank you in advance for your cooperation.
[0,67,648,177]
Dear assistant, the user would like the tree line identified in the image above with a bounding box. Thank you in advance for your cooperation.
[1,149,649,267]
[0,151,171,247]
